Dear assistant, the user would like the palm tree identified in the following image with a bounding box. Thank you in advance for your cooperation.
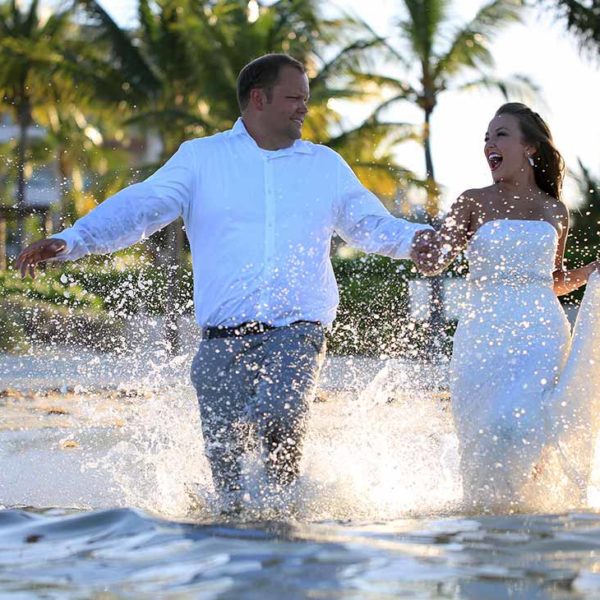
[0,0,73,250]
[371,0,532,349]
[0,0,145,252]
[535,0,600,55]
[40,104,134,225]
[77,0,420,199]
[327,116,419,201]
[378,0,530,216]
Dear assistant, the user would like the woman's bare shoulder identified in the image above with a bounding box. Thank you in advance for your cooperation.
[453,186,495,212]
[457,186,496,202]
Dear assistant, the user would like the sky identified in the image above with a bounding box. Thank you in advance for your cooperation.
[93,0,600,210]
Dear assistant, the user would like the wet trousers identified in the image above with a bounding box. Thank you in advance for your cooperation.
[190,321,326,496]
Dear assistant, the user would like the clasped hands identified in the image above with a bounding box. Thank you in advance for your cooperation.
[410,229,440,275]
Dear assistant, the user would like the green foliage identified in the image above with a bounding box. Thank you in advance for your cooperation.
[0,270,125,352]
[2,295,124,352]
[0,265,194,316]
[329,254,452,357]
[562,161,600,303]
[538,0,600,55]
[61,266,194,317]
[567,161,600,263]
[0,304,28,352]
[0,270,103,309]
[1,259,444,356]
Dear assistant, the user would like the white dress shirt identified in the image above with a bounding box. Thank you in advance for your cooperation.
[53,118,430,327]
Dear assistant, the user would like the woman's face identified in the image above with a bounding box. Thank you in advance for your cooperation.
[484,113,532,183]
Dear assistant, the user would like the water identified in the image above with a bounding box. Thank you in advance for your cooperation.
[2,347,600,598]
[2,508,600,598]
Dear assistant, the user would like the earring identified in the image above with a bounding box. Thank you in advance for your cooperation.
[527,155,535,167]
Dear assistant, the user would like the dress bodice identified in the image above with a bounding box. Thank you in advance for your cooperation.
[467,219,558,287]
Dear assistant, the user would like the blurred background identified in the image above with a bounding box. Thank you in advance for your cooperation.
[1,0,598,357]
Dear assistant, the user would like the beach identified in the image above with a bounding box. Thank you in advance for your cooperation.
[2,347,600,597]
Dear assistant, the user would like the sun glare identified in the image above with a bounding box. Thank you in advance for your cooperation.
[247,0,260,24]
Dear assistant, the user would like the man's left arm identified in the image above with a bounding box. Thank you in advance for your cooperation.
[333,158,432,260]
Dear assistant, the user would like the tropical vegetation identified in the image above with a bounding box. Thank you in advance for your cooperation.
[0,0,598,355]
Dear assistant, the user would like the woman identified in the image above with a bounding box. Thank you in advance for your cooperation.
[419,103,600,512]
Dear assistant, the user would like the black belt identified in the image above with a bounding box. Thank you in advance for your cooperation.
[202,320,321,340]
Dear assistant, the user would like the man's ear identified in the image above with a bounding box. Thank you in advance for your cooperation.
[249,87,266,111]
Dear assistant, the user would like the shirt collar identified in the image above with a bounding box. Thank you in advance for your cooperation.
[230,117,313,155]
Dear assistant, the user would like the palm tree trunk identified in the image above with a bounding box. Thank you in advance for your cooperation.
[57,148,75,228]
[423,108,445,356]
[164,219,183,355]
[14,97,31,254]
[423,108,439,220]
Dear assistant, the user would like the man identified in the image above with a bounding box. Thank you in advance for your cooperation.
[17,54,432,507]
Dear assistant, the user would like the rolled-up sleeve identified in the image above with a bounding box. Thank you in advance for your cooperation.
[333,156,431,259]
[52,141,195,261]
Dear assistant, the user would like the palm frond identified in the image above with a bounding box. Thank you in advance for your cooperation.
[73,0,160,97]
[575,159,600,205]
[311,37,384,87]
[455,73,539,104]
[399,0,450,61]
[434,0,523,79]
[124,108,215,131]
[327,119,418,150]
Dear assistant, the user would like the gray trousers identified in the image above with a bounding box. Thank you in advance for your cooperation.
[190,321,326,496]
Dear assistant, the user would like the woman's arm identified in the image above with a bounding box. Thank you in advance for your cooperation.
[417,193,474,275]
[552,207,600,295]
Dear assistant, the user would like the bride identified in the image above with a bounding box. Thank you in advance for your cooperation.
[416,103,600,512]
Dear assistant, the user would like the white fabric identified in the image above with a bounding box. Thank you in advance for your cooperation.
[450,219,600,510]
[52,118,429,327]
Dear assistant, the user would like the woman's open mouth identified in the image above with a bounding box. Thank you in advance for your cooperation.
[488,152,503,171]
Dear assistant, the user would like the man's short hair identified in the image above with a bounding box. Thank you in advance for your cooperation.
[236,54,305,112]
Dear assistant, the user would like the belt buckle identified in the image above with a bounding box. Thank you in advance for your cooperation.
[246,321,267,335]
[229,321,265,337]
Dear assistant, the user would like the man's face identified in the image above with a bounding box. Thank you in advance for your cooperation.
[260,66,310,144]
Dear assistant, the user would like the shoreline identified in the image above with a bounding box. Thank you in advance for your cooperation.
[1,345,449,394]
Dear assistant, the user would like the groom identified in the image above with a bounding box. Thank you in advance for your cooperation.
[16,53,433,504]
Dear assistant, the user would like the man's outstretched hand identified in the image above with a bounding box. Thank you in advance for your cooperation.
[15,238,66,279]
[410,229,439,275]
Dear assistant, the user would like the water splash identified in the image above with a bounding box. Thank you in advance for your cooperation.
[1,349,599,519]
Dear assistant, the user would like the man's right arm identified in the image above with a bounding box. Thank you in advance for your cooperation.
[16,141,196,278]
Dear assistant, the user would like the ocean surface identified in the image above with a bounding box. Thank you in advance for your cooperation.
[4,508,600,598]
[2,347,600,598]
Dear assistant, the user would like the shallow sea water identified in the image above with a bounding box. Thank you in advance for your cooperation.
[2,347,600,598]
[4,508,600,598]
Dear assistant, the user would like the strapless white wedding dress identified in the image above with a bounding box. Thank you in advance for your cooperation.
[450,219,600,511]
